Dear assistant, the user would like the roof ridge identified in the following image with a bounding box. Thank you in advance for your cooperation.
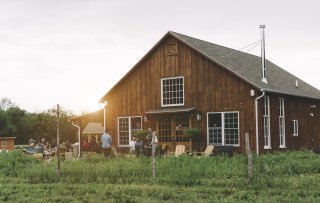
[170,31,320,99]
[100,31,320,101]
[170,31,262,60]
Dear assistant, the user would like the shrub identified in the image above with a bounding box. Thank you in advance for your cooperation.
[185,128,200,140]
[134,130,148,140]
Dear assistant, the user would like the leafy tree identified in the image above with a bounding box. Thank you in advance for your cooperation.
[0,97,78,144]
[0,97,16,111]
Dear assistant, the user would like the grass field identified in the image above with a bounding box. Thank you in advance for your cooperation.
[1,150,320,202]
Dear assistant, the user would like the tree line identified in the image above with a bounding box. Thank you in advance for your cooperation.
[0,98,78,145]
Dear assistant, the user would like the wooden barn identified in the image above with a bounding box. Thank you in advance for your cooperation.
[85,31,320,154]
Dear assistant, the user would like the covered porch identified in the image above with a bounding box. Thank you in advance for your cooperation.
[145,107,202,152]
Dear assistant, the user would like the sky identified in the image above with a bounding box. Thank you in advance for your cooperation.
[1,0,320,114]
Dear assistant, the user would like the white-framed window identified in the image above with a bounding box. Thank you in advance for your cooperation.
[293,120,298,136]
[207,112,239,146]
[118,116,142,147]
[2,141,6,146]
[263,96,271,149]
[161,76,184,107]
[279,98,286,148]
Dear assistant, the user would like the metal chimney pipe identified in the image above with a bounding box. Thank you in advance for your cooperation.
[260,25,267,84]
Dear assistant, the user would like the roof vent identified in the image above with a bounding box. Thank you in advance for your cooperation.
[295,80,299,88]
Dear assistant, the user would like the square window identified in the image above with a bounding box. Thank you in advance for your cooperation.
[161,77,184,106]
[118,116,142,146]
[208,112,239,146]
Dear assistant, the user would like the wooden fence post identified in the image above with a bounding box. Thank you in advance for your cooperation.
[152,156,156,179]
[152,142,156,179]
[56,104,61,178]
[245,132,253,183]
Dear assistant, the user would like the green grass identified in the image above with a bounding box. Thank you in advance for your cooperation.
[1,150,320,202]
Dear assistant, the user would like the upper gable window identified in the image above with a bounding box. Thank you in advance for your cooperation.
[161,76,184,107]
[167,43,177,55]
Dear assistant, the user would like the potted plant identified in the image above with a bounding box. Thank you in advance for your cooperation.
[185,128,200,152]
[185,128,200,140]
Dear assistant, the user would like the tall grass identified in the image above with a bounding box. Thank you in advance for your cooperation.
[1,150,320,202]
[0,150,40,176]
[1,150,316,187]
[18,154,248,186]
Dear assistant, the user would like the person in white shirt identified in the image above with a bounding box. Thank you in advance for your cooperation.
[151,130,159,156]
[129,136,136,154]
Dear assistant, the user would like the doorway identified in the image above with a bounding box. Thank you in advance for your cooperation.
[157,114,191,151]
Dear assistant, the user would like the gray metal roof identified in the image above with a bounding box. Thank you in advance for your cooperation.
[170,31,320,100]
[146,107,195,114]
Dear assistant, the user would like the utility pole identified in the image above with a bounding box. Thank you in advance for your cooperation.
[56,104,61,178]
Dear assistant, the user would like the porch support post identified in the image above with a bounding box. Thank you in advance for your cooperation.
[104,101,108,132]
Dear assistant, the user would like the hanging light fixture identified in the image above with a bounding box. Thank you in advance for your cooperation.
[196,111,202,121]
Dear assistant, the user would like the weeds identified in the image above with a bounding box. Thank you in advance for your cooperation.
[1,150,320,202]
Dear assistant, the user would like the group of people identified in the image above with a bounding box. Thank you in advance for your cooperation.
[81,129,113,158]
[22,128,158,158]
[23,137,72,156]
[82,138,99,152]
[129,128,159,157]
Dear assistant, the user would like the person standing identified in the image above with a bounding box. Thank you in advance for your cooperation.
[101,129,112,157]
[134,136,143,157]
[145,128,153,156]
[151,130,159,156]
[129,136,136,154]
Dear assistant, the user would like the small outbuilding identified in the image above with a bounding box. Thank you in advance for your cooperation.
[0,137,16,151]
[82,122,105,143]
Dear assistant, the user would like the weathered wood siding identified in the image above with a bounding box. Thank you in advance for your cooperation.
[0,138,15,151]
[103,35,320,153]
[105,36,259,152]
[257,94,320,152]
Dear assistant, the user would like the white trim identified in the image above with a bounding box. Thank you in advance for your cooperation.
[161,76,184,107]
[255,91,265,155]
[293,120,299,136]
[207,111,240,147]
[263,96,271,149]
[117,116,142,147]
[279,98,286,148]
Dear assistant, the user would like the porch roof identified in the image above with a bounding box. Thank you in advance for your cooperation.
[145,107,195,115]
[82,123,104,135]
[0,137,16,140]
[70,109,104,121]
